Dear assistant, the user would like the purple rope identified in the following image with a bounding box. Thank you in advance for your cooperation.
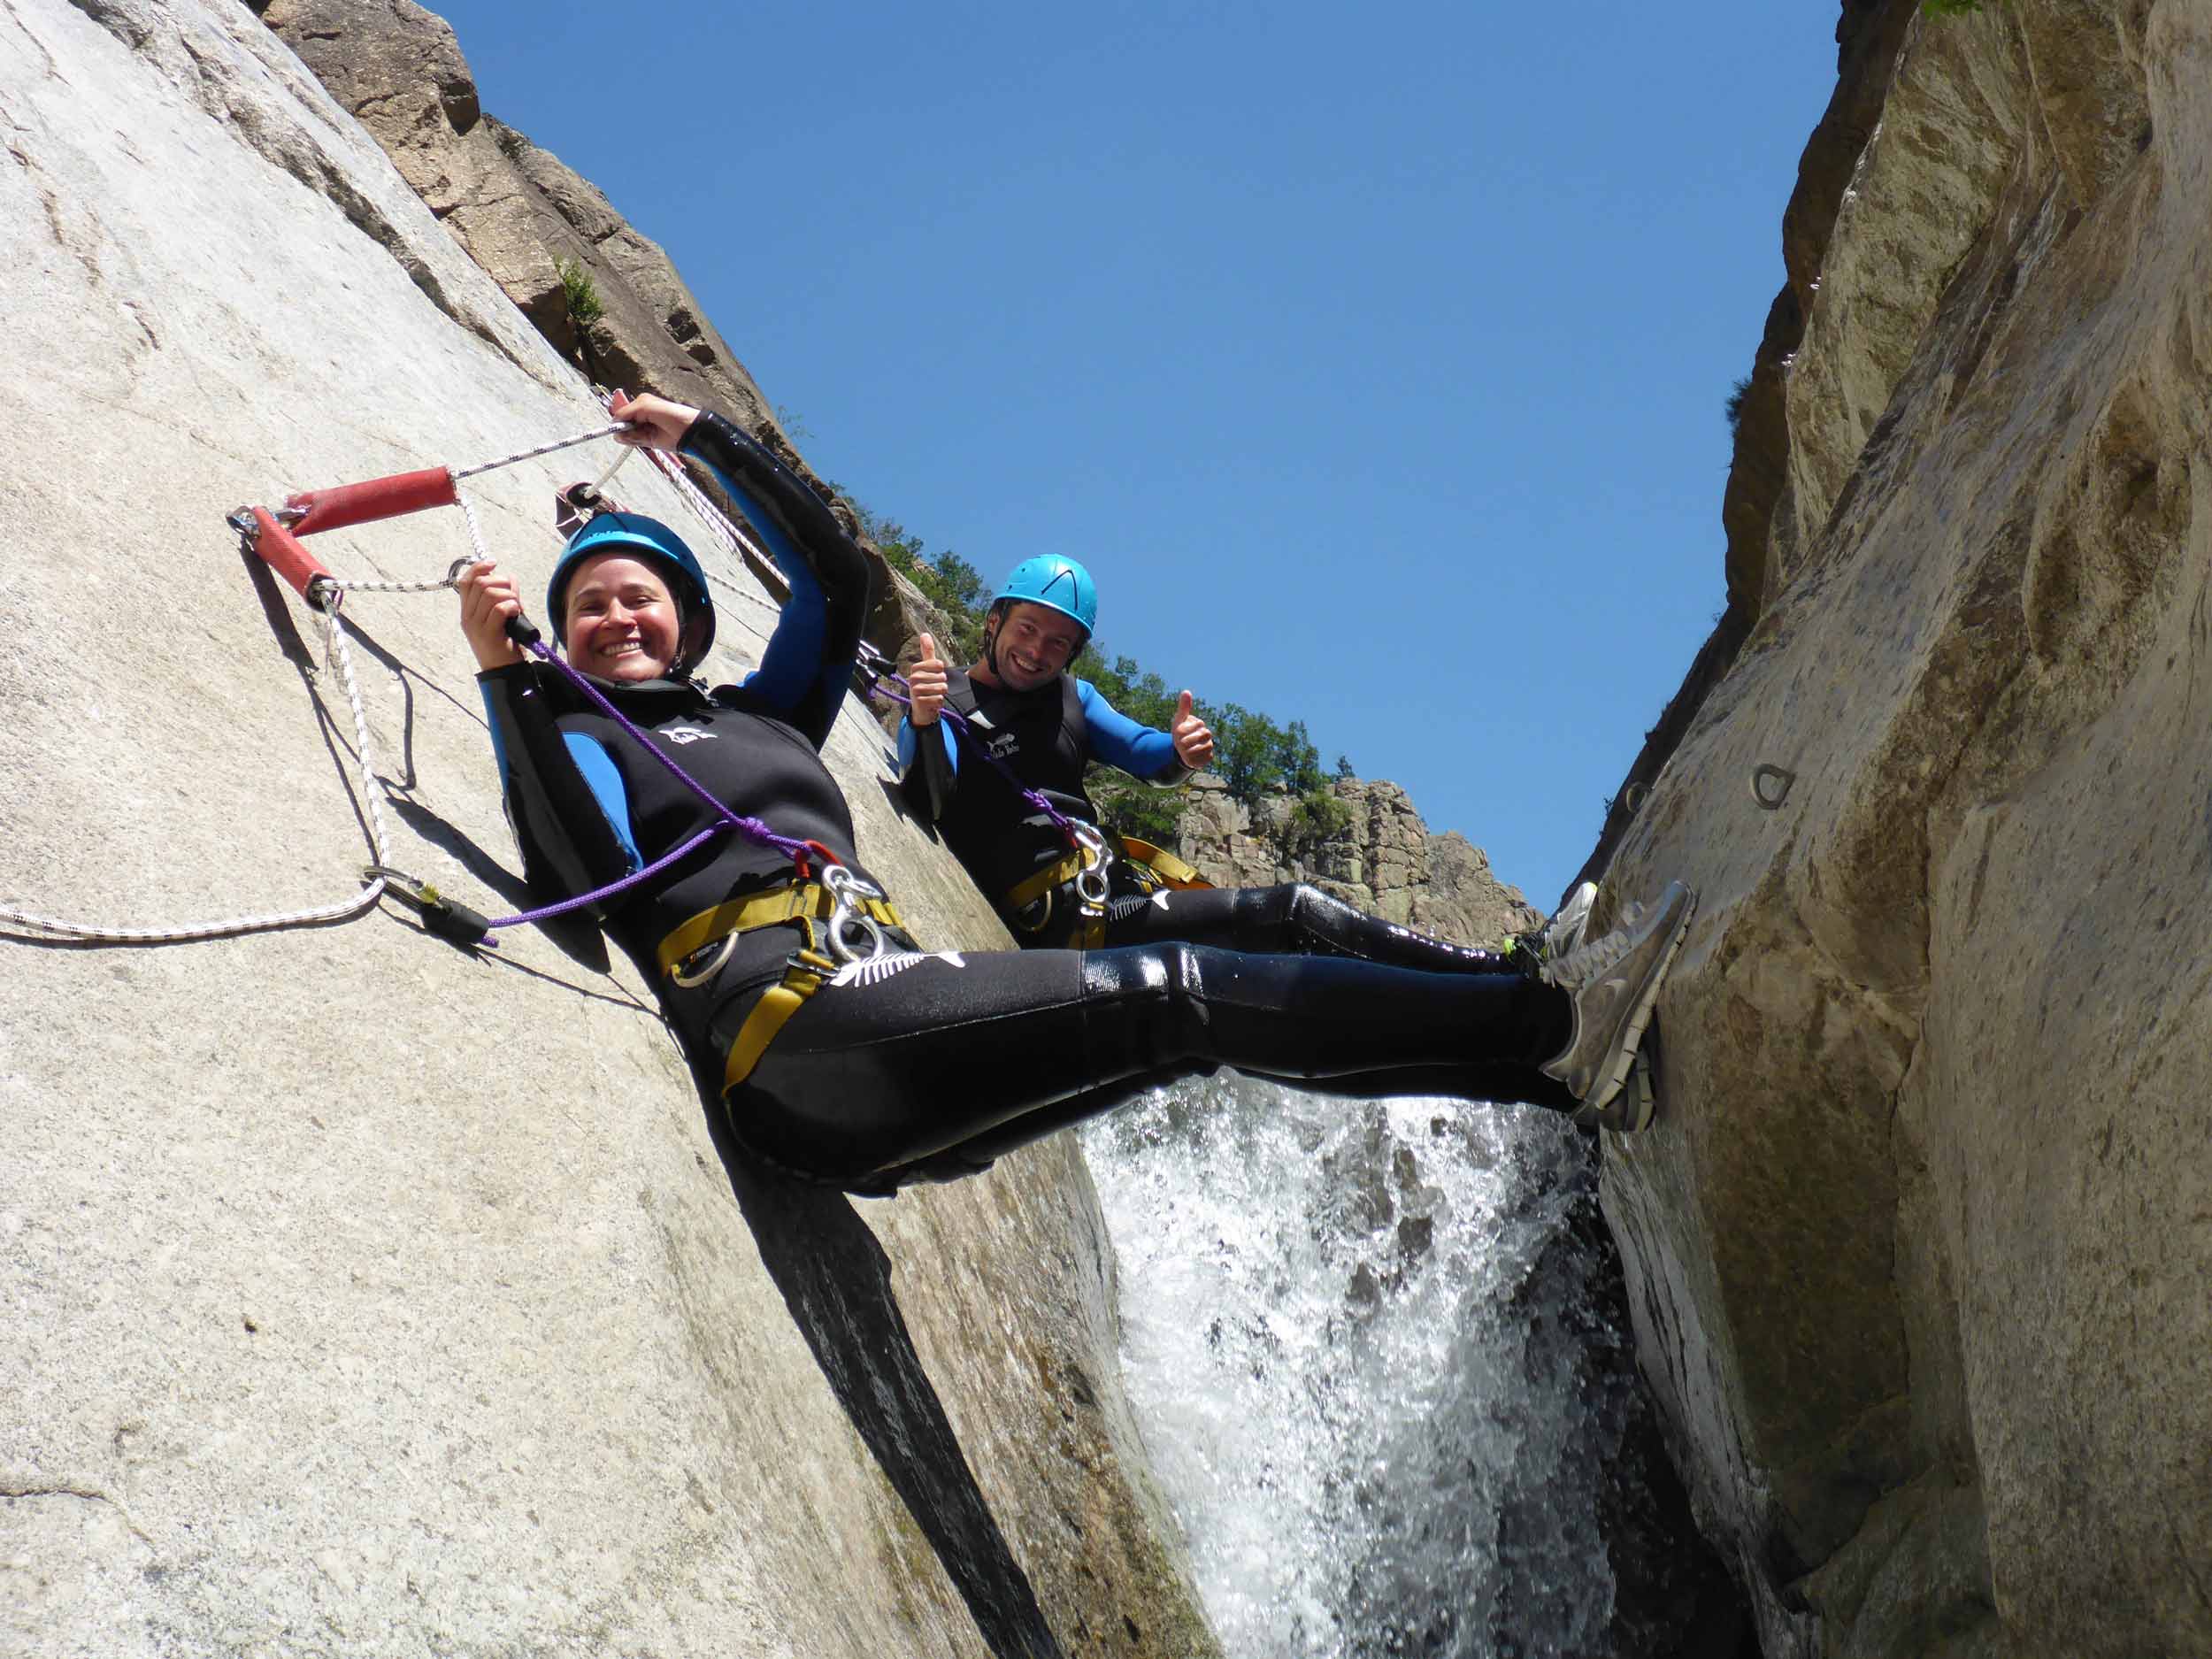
[867,668,1086,845]
[484,825,725,929]
[473,643,826,934]
[525,640,818,863]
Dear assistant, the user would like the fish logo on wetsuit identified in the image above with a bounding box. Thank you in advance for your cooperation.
[826,949,970,989]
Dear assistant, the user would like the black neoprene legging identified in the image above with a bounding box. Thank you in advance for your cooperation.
[1102,881,1517,971]
[1051,879,1578,1119]
[723,935,1576,1194]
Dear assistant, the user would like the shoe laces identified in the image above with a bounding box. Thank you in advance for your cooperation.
[1550,898,1647,989]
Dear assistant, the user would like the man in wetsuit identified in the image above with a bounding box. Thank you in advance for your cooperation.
[895,563,1632,1126]
[896,556,1214,941]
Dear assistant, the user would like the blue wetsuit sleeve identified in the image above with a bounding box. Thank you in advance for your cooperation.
[476,666,645,902]
[895,716,960,780]
[895,712,961,822]
[679,412,876,749]
[559,733,642,872]
[1075,679,1186,783]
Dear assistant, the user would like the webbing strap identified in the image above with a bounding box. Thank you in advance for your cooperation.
[723,950,837,1091]
[1118,835,1211,889]
[1002,852,1090,913]
[658,883,904,979]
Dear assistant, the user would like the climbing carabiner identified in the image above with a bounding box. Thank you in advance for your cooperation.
[365,864,492,949]
[823,863,889,965]
[1070,820,1114,911]
[670,930,740,989]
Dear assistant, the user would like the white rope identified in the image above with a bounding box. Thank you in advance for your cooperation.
[588,441,636,497]
[325,572,462,595]
[453,476,495,567]
[0,608,392,943]
[641,442,766,570]
[0,416,677,947]
[449,420,632,483]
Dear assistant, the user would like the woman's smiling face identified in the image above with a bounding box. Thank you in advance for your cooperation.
[563,553,681,681]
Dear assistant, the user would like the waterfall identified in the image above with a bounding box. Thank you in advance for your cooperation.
[1081,1073,1640,1657]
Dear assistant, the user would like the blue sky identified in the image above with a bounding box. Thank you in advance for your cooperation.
[425,3,1841,909]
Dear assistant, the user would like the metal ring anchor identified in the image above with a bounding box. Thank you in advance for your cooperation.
[1750,764,1798,811]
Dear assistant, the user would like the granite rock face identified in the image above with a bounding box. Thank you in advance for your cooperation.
[1596,4,2212,1655]
[0,4,1216,1654]
[1178,774,1542,950]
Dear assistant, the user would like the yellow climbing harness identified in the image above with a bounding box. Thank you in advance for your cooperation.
[1114,836,1210,892]
[656,872,908,1093]
[1002,831,1213,949]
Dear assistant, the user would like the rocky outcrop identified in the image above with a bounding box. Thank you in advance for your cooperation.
[256,0,936,658]
[1594,4,2212,1655]
[0,4,1214,1654]
[1178,774,1542,949]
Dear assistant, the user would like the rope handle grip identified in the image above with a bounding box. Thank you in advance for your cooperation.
[285,466,460,537]
[242,507,336,607]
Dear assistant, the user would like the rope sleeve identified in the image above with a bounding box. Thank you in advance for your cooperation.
[285,467,458,536]
[245,508,334,604]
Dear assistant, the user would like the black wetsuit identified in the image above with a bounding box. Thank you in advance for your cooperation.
[895,644,1578,1110]
[482,412,1578,1193]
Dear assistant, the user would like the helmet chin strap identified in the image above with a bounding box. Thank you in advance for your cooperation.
[981,605,1010,685]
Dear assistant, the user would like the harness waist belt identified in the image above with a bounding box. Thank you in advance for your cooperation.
[1002,852,1090,913]
[655,883,910,1096]
[657,880,904,979]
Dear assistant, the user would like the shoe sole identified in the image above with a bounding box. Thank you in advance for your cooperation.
[1580,891,1695,1119]
[1616,1023,1661,1131]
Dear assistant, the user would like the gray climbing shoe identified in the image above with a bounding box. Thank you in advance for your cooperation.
[1541,880,1695,1120]
[1536,881,1598,979]
[1502,880,1598,981]
[1572,1029,1658,1133]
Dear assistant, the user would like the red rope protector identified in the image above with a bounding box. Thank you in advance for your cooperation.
[284,466,458,537]
[244,507,335,606]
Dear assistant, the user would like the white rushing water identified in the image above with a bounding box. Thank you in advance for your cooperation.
[1082,1073,1634,1658]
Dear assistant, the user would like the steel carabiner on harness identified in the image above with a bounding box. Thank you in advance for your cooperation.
[851,638,902,699]
[823,866,889,964]
[1068,819,1114,911]
[823,863,891,965]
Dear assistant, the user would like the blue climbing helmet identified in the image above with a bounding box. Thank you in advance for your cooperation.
[546,511,716,676]
[993,555,1097,635]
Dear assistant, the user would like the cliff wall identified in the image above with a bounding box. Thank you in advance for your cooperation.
[1597,4,2212,1655]
[1177,772,1543,949]
[0,4,1214,1654]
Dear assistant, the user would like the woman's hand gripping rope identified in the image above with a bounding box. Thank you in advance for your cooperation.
[457,560,529,671]
[606,390,701,453]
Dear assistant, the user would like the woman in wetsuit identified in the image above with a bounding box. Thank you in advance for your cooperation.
[458,393,1693,1194]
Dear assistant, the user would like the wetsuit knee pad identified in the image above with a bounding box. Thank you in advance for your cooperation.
[1279,882,1356,936]
[1079,941,1219,1066]
[1230,882,1299,935]
[1229,881,1365,956]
